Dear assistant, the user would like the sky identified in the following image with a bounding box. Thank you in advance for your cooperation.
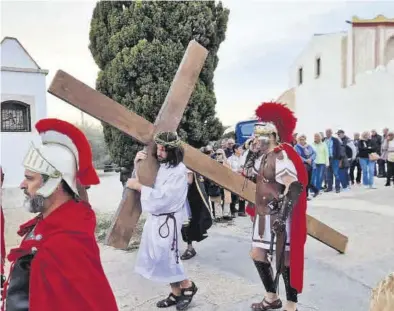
[1,0,394,127]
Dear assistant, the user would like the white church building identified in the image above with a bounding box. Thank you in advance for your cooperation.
[1,37,48,188]
[281,15,394,139]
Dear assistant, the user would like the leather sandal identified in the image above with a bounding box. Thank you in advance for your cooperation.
[181,249,196,260]
[157,293,180,308]
[176,281,198,310]
[251,298,282,310]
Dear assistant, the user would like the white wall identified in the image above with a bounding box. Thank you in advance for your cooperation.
[1,40,48,189]
[346,62,394,132]
[294,60,394,140]
[289,33,346,90]
[289,27,394,141]
[290,33,347,138]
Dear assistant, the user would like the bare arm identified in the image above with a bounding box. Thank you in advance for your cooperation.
[187,172,194,185]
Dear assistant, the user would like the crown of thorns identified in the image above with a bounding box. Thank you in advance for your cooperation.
[153,131,182,148]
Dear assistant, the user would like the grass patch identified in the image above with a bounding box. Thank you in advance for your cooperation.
[95,212,146,252]
[95,213,113,242]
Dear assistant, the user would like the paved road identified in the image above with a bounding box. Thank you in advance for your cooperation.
[93,174,394,311]
[3,172,394,310]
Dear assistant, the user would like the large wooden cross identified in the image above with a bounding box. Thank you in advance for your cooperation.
[48,40,348,254]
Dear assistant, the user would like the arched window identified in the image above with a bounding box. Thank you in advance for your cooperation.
[385,36,394,65]
[1,101,31,132]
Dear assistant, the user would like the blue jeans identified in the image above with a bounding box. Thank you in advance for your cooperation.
[327,159,341,191]
[359,158,375,186]
[312,164,326,190]
[339,167,349,188]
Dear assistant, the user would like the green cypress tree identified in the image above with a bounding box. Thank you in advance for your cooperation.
[89,1,229,167]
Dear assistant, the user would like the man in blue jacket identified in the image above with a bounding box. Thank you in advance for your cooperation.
[324,129,342,193]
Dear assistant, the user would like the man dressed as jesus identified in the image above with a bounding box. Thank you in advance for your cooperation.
[126,131,198,311]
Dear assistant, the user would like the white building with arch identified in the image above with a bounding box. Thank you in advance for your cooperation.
[1,37,48,187]
[287,15,394,139]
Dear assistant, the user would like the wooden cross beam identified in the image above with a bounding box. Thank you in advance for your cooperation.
[101,40,208,249]
[48,55,348,255]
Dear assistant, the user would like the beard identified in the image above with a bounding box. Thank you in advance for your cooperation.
[157,156,167,163]
[23,193,46,214]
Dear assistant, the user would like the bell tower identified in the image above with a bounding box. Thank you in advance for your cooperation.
[350,15,394,83]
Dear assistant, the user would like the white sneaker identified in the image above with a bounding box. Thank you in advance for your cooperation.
[364,186,370,189]
[370,185,377,189]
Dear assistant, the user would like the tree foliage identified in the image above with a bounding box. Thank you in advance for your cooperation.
[89,1,229,167]
[74,122,111,168]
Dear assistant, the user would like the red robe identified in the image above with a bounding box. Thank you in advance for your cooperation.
[3,200,118,311]
[245,143,308,293]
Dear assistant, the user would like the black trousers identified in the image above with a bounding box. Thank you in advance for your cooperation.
[350,159,361,184]
[230,193,246,214]
[387,161,394,184]
[378,159,387,176]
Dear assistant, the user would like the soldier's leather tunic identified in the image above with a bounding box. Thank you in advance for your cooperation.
[255,150,285,237]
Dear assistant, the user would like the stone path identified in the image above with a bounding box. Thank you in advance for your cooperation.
[3,172,394,310]
[97,175,393,311]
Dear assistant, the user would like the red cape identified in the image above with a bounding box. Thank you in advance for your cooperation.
[245,143,308,293]
[3,200,118,311]
[278,143,308,293]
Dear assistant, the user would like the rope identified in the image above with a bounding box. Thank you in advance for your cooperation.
[153,212,180,264]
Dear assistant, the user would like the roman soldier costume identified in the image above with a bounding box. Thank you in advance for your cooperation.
[2,119,118,311]
[244,103,308,310]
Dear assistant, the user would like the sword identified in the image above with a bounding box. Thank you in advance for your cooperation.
[268,229,275,263]
[241,167,252,191]
[273,231,287,291]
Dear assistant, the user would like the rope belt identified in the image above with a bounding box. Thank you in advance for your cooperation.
[152,212,180,264]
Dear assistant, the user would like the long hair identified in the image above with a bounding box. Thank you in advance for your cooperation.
[152,144,184,168]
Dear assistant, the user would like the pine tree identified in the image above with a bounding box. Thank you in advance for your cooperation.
[89,1,229,167]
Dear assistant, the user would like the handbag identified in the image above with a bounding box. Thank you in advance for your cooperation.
[369,152,380,161]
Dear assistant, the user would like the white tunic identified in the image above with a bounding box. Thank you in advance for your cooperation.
[134,162,189,283]
[227,154,244,173]
[252,150,298,251]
